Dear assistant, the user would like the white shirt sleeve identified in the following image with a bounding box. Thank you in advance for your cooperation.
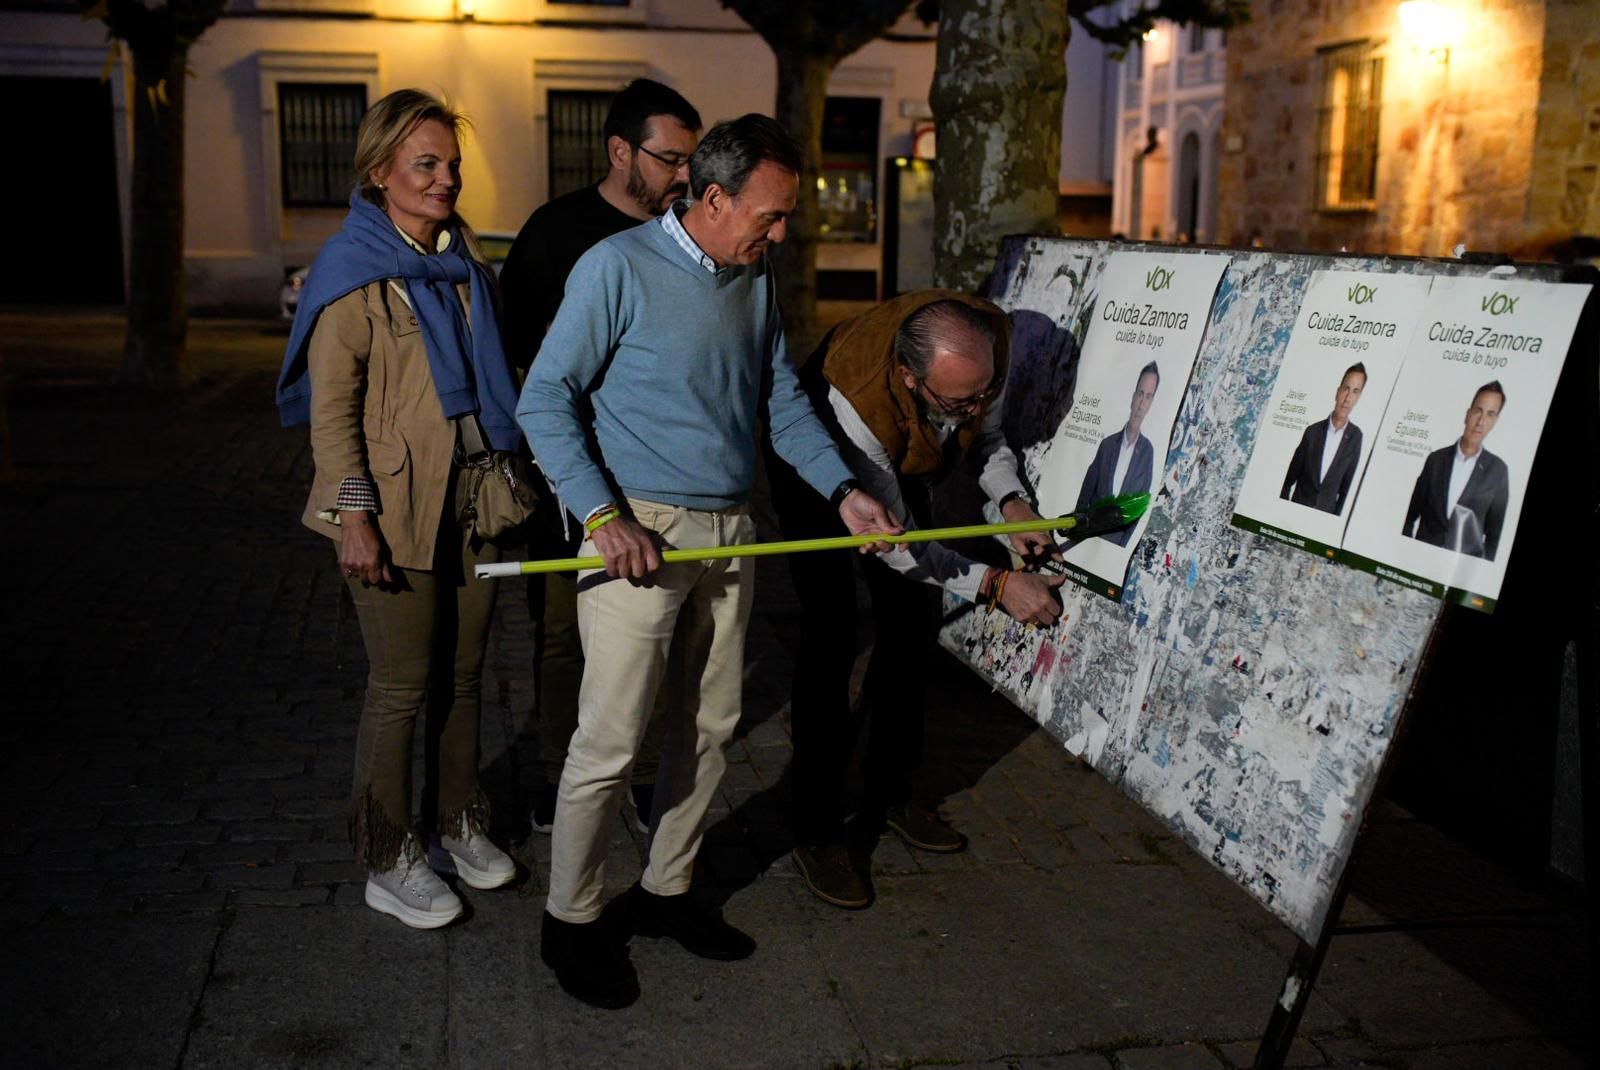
[971,388,1029,506]
[826,387,988,602]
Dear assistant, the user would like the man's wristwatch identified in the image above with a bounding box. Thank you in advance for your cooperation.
[829,478,862,508]
[998,490,1031,511]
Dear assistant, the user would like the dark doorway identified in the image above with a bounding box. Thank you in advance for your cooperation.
[4,76,124,303]
[1177,131,1201,243]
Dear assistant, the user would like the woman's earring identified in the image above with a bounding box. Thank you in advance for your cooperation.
[376,183,387,191]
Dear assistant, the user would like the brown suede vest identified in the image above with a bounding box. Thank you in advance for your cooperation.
[819,289,1011,479]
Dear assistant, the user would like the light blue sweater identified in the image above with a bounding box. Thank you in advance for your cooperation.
[516,218,852,519]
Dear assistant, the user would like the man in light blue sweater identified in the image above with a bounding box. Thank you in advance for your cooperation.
[517,114,897,1010]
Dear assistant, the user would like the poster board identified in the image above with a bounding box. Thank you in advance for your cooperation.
[939,237,1591,943]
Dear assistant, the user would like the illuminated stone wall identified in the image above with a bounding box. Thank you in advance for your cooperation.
[1526,0,1600,252]
[1215,0,1592,258]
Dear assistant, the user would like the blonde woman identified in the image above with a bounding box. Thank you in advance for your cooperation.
[276,89,519,928]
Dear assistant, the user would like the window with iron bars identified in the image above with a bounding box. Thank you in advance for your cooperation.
[1316,41,1383,210]
[548,90,613,201]
[279,83,366,208]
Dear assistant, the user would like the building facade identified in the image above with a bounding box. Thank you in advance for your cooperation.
[2,0,1118,314]
[1108,18,1227,244]
[1215,0,1600,258]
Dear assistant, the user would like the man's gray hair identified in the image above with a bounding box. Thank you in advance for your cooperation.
[894,300,999,379]
[688,114,802,199]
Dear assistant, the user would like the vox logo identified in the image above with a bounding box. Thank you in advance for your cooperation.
[1347,283,1377,305]
[1145,266,1174,292]
[1481,292,1519,316]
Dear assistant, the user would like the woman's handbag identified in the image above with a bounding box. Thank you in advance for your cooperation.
[462,452,538,541]
[457,416,537,542]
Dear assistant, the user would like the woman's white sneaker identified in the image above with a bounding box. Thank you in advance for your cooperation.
[438,829,516,890]
[366,854,463,929]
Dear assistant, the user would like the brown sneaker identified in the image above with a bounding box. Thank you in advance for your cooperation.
[792,843,872,910]
[884,802,968,853]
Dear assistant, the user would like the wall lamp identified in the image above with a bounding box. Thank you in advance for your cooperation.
[1398,0,1456,63]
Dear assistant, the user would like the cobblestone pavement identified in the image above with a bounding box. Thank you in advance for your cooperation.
[0,317,1589,1069]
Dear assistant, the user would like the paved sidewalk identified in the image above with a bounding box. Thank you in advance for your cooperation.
[0,316,1589,1069]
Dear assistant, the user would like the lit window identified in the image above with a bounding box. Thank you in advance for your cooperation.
[279,83,366,208]
[547,90,612,201]
[1316,40,1383,210]
[818,97,880,244]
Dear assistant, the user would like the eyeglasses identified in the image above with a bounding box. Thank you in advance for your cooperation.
[635,144,690,171]
[916,377,1004,417]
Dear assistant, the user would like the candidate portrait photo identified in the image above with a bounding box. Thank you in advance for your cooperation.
[1073,360,1159,546]
[1400,380,1511,561]
[1280,362,1367,516]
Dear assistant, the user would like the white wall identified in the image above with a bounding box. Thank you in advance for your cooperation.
[1059,25,1115,192]
[1109,19,1225,241]
[2,1,1122,312]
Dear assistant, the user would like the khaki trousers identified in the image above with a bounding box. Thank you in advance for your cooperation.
[528,546,665,787]
[344,473,501,870]
[546,498,755,923]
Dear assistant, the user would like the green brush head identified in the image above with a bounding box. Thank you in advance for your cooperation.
[1109,491,1151,524]
[1066,492,1151,536]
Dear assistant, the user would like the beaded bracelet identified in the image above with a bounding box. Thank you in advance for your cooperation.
[985,568,1010,615]
[980,567,999,613]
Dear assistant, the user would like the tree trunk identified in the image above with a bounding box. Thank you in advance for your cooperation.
[771,47,832,362]
[930,0,1068,293]
[120,45,189,390]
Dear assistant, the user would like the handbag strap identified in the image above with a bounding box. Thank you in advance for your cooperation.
[455,413,491,467]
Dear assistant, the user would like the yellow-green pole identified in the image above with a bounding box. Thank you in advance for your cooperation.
[472,493,1152,580]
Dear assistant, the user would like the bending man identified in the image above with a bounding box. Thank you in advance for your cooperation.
[769,291,1066,911]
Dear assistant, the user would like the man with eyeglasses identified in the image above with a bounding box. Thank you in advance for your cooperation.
[766,291,1068,912]
[499,78,701,838]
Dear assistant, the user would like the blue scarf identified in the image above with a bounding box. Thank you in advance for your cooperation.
[275,190,521,451]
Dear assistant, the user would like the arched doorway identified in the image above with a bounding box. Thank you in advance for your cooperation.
[1176,131,1201,243]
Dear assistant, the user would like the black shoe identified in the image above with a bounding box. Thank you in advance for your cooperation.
[630,783,654,827]
[792,843,873,910]
[621,783,653,835]
[530,785,556,834]
[540,910,639,1009]
[884,801,968,853]
[627,883,755,961]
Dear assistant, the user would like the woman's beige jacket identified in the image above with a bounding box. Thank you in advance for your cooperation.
[301,279,472,571]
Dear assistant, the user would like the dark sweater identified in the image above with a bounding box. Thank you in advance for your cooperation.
[498,184,645,369]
